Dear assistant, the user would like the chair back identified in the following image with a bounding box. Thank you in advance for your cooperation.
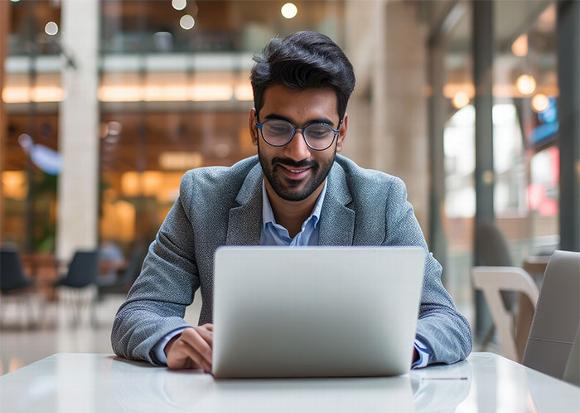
[523,250,580,380]
[118,246,146,285]
[60,250,99,288]
[563,326,580,386]
[0,248,33,292]
[473,267,539,360]
[477,222,513,266]
[477,222,517,312]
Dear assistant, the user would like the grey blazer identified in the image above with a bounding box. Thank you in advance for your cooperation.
[111,155,472,366]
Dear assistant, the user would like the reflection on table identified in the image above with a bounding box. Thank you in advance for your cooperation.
[0,352,579,412]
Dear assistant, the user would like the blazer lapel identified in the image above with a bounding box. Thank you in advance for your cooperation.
[318,162,355,246]
[226,163,263,246]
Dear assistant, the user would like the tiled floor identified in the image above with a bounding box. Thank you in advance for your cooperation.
[0,293,202,375]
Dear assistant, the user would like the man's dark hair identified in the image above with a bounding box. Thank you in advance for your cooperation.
[251,31,356,122]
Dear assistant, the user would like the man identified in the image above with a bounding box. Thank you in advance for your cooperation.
[112,31,472,371]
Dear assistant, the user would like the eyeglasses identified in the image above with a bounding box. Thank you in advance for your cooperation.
[256,119,341,151]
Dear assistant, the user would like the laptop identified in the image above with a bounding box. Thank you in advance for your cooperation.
[212,246,425,378]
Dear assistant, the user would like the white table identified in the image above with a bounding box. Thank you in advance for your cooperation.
[0,352,578,412]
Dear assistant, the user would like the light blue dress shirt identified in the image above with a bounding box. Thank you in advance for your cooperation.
[260,180,326,246]
[153,179,430,368]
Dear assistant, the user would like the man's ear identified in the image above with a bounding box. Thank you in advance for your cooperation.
[248,108,258,145]
[336,113,348,152]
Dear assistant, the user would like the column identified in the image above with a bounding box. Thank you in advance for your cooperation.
[56,0,100,260]
[472,0,495,336]
[344,0,429,230]
[343,0,375,166]
[382,0,429,228]
[472,0,495,249]
[557,0,580,252]
[427,33,448,270]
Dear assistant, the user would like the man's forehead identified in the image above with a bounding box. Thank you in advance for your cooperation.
[260,85,338,120]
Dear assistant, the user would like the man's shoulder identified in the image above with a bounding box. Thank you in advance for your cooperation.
[334,155,405,194]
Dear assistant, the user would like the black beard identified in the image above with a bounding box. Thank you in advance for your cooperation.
[258,148,336,202]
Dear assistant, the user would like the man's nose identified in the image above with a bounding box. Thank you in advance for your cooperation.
[284,130,311,161]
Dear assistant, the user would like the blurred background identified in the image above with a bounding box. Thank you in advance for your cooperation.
[1,0,579,375]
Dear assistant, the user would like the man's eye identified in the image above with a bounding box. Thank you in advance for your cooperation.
[266,123,291,134]
[307,126,331,139]
[269,127,289,135]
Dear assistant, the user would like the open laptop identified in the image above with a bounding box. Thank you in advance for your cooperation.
[212,246,425,379]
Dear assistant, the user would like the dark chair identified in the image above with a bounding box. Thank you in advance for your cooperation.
[54,250,99,326]
[54,250,99,288]
[477,221,517,310]
[98,246,146,296]
[523,250,580,382]
[0,247,41,328]
[477,222,514,267]
[1,247,34,293]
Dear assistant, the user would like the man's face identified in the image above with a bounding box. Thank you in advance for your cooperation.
[249,84,348,202]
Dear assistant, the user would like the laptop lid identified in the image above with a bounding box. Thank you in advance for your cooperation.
[212,246,425,378]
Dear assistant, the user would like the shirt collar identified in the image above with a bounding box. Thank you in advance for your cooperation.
[262,179,328,229]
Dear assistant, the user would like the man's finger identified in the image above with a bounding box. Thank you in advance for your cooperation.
[179,341,211,371]
[197,327,214,346]
[168,339,208,370]
[179,328,213,365]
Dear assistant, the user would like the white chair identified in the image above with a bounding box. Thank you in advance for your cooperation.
[472,267,539,361]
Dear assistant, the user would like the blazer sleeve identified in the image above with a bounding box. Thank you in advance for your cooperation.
[382,176,472,365]
[111,176,200,365]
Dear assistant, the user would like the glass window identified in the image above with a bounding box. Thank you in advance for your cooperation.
[2,0,61,252]
[98,0,346,247]
[441,1,475,320]
[494,1,559,263]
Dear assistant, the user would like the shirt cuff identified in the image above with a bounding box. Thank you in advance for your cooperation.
[411,338,431,369]
[152,327,191,365]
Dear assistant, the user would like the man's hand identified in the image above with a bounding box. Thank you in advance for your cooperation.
[165,323,213,372]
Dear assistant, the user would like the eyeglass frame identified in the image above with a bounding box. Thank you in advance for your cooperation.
[255,117,343,152]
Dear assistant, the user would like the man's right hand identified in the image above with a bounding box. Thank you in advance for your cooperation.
[165,323,213,372]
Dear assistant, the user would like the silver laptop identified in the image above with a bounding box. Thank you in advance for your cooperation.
[212,246,425,378]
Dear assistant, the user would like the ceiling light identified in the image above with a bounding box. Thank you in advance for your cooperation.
[452,91,470,109]
[45,22,59,36]
[531,94,549,112]
[180,15,195,30]
[234,83,254,101]
[516,74,536,95]
[172,0,187,11]
[511,34,528,57]
[190,84,233,101]
[281,3,298,19]
[3,86,64,103]
[159,152,203,170]
[538,5,556,32]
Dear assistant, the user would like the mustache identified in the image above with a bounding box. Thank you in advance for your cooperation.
[272,157,318,169]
